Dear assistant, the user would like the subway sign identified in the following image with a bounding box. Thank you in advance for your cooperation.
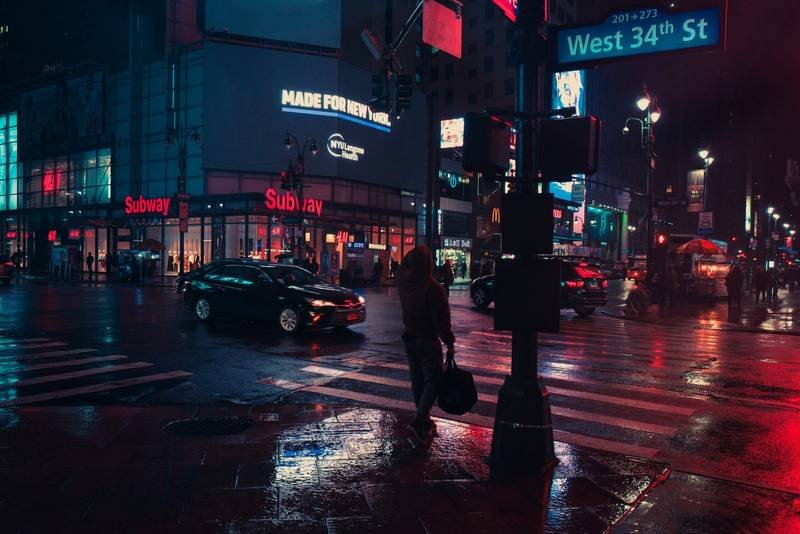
[554,6,724,70]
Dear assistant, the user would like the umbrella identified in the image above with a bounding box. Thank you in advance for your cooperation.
[676,239,721,255]
[140,238,165,251]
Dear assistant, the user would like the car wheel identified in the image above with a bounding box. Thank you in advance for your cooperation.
[194,297,213,322]
[473,287,490,308]
[574,307,595,318]
[278,306,304,335]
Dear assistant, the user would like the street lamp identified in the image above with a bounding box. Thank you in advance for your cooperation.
[623,83,661,274]
[697,147,714,210]
[767,206,775,215]
[783,222,791,230]
[282,132,318,262]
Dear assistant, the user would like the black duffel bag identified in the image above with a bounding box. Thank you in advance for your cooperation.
[437,351,478,415]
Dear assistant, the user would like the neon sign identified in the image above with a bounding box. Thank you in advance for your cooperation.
[492,0,518,22]
[124,195,172,216]
[264,188,323,217]
[326,133,365,161]
[68,229,81,240]
[281,89,392,132]
[47,230,57,242]
[5,231,16,239]
[337,230,349,244]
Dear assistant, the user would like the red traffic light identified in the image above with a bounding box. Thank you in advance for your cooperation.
[655,232,669,246]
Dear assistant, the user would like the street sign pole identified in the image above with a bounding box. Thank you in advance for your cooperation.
[490,0,556,479]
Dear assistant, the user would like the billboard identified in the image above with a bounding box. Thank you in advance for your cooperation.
[19,71,104,156]
[203,0,341,49]
[687,169,705,212]
[551,70,585,117]
[440,117,465,148]
[203,43,428,191]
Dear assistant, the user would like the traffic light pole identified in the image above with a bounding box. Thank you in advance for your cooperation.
[489,0,556,479]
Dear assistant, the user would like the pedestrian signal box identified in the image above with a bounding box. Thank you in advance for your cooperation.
[462,113,512,176]
[655,232,669,247]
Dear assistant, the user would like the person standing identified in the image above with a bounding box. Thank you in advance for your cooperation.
[309,256,319,275]
[397,245,455,447]
[726,263,744,310]
[372,259,384,288]
[85,252,94,281]
[441,259,454,295]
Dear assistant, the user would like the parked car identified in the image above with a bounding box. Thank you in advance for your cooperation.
[470,261,608,317]
[0,257,13,286]
[176,259,241,293]
[181,260,365,334]
[626,264,647,282]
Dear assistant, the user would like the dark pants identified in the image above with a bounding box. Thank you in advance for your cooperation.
[403,335,443,425]
[728,289,741,309]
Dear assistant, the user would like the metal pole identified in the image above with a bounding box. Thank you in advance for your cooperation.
[489,0,555,479]
[644,115,653,278]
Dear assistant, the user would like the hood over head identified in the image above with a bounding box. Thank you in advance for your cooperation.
[399,245,435,281]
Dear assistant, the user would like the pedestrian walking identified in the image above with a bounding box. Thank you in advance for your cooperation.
[389,258,399,279]
[664,265,679,310]
[754,267,768,303]
[85,252,94,281]
[441,259,454,296]
[397,245,455,447]
[372,259,384,288]
[726,263,744,310]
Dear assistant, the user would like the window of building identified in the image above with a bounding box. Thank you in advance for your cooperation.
[469,17,478,28]
[484,55,494,73]
[506,53,515,68]
[468,94,477,105]
[467,68,477,80]
[445,88,454,104]
[485,2,495,19]
[565,13,573,23]
[506,27,514,42]
[444,63,454,80]
[430,65,439,82]
[0,111,18,211]
[25,147,111,210]
[484,82,494,98]
[468,42,478,54]
[485,30,494,46]
[504,78,515,95]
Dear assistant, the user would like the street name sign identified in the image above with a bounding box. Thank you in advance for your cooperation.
[698,211,713,234]
[655,197,688,209]
[554,6,725,71]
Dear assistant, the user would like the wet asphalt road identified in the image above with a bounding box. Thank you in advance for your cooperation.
[2,279,800,499]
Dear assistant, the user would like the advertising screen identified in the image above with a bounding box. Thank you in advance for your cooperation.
[204,43,428,191]
[551,70,585,117]
[19,71,104,156]
[204,0,341,49]
[440,117,465,148]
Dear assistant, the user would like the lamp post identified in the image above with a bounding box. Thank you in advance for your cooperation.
[623,84,661,277]
[165,125,202,275]
[627,225,637,255]
[771,211,781,265]
[697,147,714,211]
[283,132,318,263]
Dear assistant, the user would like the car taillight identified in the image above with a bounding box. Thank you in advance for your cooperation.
[566,280,584,289]
[601,279,608,289]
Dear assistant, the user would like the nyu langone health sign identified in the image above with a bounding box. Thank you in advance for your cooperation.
[554,6,724,70]
[281,90,392,133]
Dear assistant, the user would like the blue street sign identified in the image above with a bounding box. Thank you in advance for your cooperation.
[555,7,724,70]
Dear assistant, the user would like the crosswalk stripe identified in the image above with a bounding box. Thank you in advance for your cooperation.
[0,337,51,344]
[259,376,661,458]
[300,364,678,436]
[0,355,128,375]
[1,362,153,389]
[345,358,698,415]
[0,348,98,361]
[0,370,194,407]
[0,342,68,351]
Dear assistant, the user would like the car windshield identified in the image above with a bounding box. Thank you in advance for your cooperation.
[264,266,320,286]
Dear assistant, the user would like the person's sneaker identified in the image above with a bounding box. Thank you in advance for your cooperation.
[405,421,426,448]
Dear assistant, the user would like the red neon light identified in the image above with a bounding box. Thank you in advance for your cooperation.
[264,188,323,217]
[47,230,57,242]
[403,235,414,245]
[257,227,267,238]
[68,229,81,240]
[271,226,282,236]
[336,230,349,244]
[553,209,562,219]
[124,195,172,216]
[5,231,16,239]
[492,0,518,22]
[84,229,95,239]
[43,171,55,193]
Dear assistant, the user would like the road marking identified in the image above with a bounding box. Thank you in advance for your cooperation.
[300,364,677,437]
[0,355,128,375]
[0,337,51,344]
[261,376,661,458]
[0,362,153,389]
[0,370,194,407]
[0,348,98,361]
[0,342,68,351]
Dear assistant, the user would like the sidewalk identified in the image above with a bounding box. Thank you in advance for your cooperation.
[605,288,800,336]
[1,403,670,533]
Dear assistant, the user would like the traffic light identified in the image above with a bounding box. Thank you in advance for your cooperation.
[655,232,670,247]
[280,170,292,191]
[394,74,413,118]
[369,71,389,113]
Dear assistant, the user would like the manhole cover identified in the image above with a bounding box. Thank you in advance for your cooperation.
[164,416,252,437]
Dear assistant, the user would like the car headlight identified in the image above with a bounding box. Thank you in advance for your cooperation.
[357,296,365,304]
[306,298,336,307]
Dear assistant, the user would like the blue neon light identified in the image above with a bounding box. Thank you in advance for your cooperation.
[281,107,391,133]
[556,7,722,69]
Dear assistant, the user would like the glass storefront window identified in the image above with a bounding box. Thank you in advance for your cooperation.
[226,216,246,259]
[24,147,111,209]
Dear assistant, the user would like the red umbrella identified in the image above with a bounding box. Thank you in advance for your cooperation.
[676,239,721,255]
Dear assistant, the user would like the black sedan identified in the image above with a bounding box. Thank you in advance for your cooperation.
[181,260,365,334]
[470,262,608,317]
